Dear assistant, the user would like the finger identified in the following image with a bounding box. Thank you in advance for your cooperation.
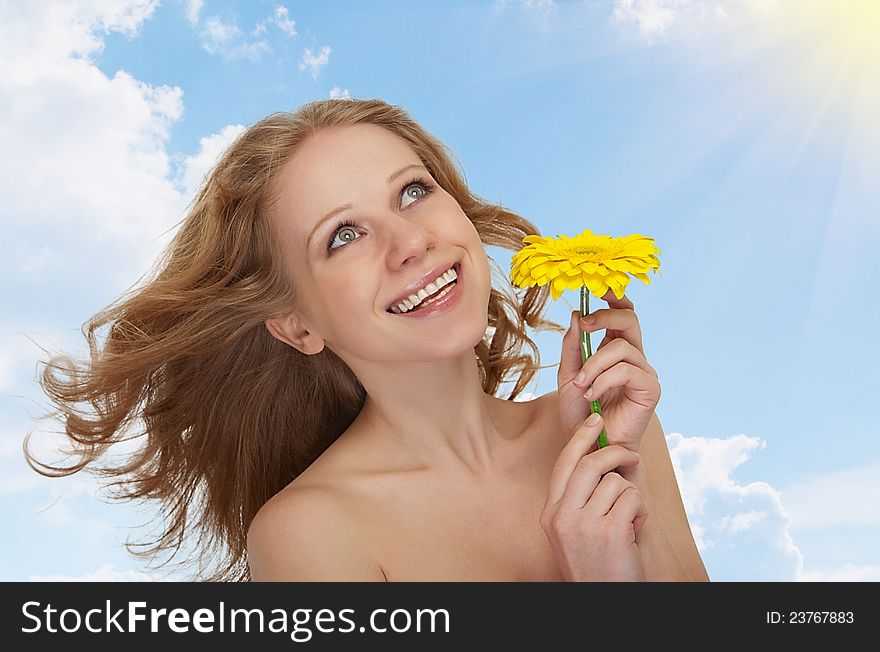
[580,300,644,354]
[580,308,643,354]
[608,486,649,532]
[546,429,638,508]
[573,338,656,389]
[579,472,636,516]
[595,336,656,380]
[582,362,661,407]
[600,288,635,310]
[545,414,608,507]
[556,449,640,513]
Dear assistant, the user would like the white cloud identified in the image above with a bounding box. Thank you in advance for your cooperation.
[611,0,678,41]
[668,430,880,581]
[200,15,271,62]
[0,1,239,498]
[0,1,252,307]
[299,46,331,80]
[0,1,158,80]
[608,0,810,48]
[0,3,188,297]
[610,0,740,43]
[177,124,247,201]
[780,459,880,529]
[273,5,298,38]
[201,15,237,44]
[329,86,351,99]
[189,4,299,61]
[716,509,767,534]
[185,0,203,26]
[667,431,805,580]
[30,564,160,581]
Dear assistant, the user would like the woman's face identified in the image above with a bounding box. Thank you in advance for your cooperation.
[266,123,491,362]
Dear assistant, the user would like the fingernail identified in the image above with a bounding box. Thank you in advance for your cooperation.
[580,315,595,326]
[587,412,601,426]
[574,371,586,385]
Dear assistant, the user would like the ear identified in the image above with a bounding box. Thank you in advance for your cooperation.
[264,312,325,355]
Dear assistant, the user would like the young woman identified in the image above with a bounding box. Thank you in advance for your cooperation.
[30,98,708,582]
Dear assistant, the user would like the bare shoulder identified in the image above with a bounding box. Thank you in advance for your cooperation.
[638,411,711,581]
[533,389,566,444]
[247,481,386,582]
[533,388,558,417]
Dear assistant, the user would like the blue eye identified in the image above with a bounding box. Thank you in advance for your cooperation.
[325,177,436,254]
[400,181,428,209]
[326,219,360,253]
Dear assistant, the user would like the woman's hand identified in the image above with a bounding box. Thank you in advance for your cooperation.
[556,290,661,456]
[541,412,649,582]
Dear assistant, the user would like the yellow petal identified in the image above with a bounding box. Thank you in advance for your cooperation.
[552,275,567,297]
[585,276,606,298]
[511,230,661,300]
[532,261,561,278]
[558,259,575,274]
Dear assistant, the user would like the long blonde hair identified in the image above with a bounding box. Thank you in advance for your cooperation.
[26,98,563,581]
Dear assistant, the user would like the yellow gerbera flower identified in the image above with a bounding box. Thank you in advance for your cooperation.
[509,228,661,449]
[510,228,662,300]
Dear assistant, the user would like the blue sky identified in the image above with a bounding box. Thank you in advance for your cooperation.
[1,0,878,581]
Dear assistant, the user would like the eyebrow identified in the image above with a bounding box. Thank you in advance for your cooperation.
[307,163,429,251]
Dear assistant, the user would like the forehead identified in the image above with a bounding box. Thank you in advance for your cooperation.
[272,124,421,228]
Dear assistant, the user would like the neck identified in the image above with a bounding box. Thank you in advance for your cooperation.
[351,352,513,478]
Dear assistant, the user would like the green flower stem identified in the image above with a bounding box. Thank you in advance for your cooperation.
[580,286,608,448]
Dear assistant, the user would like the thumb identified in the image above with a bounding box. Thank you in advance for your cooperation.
[578,412,603,456]
[557,310,585,386]
[584,411,602,429]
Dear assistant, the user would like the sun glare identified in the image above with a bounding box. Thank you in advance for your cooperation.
[817,0,880,48]
[788,0,880,89]
[756,0,880,168]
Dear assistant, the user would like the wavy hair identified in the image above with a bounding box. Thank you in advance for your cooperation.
[26,98,564,581]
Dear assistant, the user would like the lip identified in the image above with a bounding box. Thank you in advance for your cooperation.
[388,261,463,318]
[386,260,460,312]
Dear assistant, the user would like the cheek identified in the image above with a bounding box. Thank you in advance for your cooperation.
[315,265,387,324]
[320,272,371,305]
[462,224,491,285]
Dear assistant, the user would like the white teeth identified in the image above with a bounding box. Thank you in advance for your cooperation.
[390,265,458,314]
[423,280,440,296]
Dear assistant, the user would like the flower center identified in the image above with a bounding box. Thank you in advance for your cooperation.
[569,244,610,257]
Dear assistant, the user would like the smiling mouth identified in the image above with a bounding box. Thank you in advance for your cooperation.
[386,262,461,315]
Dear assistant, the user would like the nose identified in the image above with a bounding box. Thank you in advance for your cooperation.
[384,212,437,269]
